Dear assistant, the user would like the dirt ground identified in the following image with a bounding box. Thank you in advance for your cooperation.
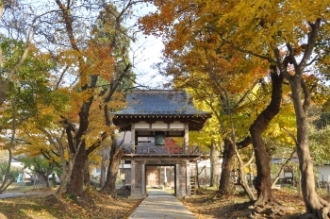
[180,187,328,219]
[0,186,141,219]
[0,185,329,219]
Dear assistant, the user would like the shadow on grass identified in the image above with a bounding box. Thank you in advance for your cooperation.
[0,189,142,219]
[0,195,61,219]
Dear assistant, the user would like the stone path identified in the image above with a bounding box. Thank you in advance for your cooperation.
[128,190,196,219]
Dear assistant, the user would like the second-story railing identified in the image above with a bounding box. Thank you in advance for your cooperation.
[122,145,200,155]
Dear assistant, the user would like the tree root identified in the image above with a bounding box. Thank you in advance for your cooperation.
[248,202,296,219]
[212,191,233,201]
[298,204,330,219]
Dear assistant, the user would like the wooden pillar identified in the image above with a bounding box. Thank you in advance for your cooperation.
[184,123,189,152]
[141,162,145,196]
[186,160,191,196]
[164,167,167,183]
[175,163,180,197]
[131,160,135,195]
[131,123,135,152]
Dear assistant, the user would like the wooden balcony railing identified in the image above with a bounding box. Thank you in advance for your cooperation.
[122,145,200,155]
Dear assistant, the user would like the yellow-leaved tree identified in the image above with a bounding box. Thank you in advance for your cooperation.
[140,0,330,217]
[140,1,284,205]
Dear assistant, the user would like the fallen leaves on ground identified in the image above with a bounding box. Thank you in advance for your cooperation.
[0,188,141,219]
[181,187,330,219]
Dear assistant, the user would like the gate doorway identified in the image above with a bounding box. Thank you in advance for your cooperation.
[145,165,176,195]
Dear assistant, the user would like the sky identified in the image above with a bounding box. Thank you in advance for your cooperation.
[1,0,168,89]
[127,3,170,89]
[130,33,167,89]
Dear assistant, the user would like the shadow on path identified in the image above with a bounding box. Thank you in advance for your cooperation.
[0,191,54,199]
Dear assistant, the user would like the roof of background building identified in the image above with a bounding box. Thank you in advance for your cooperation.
[113,90,211,131]
[114,89,210,116]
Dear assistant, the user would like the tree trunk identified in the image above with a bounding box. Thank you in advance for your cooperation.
[250,128,272,205]
[84,159,90,189]
[218,138,235,196]
[196,162,200,188]
[100,148,110,187]
[56,154,74,196]
[40,174,50,188]
[249,67,283,206]
[0,146,14,193]
[210,139,221,187]
[238,171,256,201]
[0,79,8,107]
[289,72,330,218]
[67,141,86,196]
[100,139,124,196]
[231,139,256,201]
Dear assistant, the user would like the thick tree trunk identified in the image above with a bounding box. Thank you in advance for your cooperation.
[210,139,221,187]
[250,128,272,205]
[218,138,235,196]
[289,72,330,218]
[100,140,124,197]
[84,159,90,188]
[249,68,283,206]
[67,141,86,196]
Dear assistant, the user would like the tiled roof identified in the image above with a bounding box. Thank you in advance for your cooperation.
[115,90,210,116]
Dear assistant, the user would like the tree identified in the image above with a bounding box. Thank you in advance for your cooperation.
[0,0,146,199]
[141,6,269,200]
[141,0,330,217]
[249,65,284,207]
[19,156,58,188]
[88,2,136,196]
[0,0,66,194]
[46,0,135,197]
[0,34,59,193]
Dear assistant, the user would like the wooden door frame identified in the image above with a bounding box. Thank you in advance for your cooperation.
[145,164,176,195]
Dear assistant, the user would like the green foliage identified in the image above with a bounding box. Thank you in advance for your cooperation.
[0,35,68,130]
[91,3,135,92]
[0,162,21,180]
[313,112,330,129]
[65,193,78,202]
[309,125,330,165]
[18,156,60,178]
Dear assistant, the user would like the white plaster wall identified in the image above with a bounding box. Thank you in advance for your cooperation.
[169,121,184,129]
[135,121,149,129]
[152,121,167,129]
[316,165,330,182]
